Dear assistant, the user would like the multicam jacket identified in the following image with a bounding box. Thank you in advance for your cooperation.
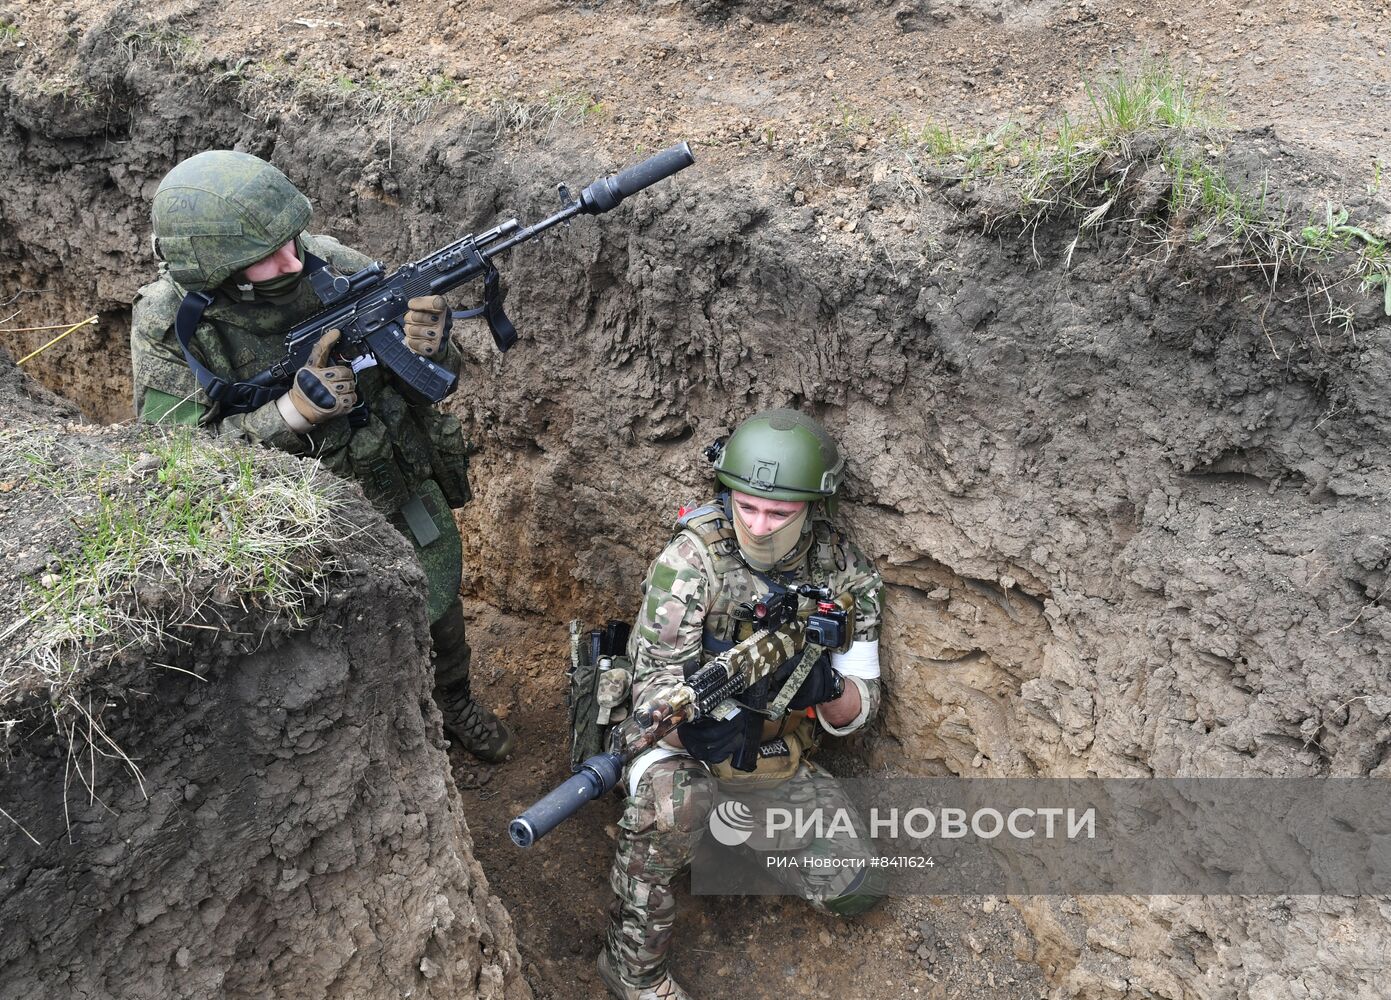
[628,496,884,745]
[128,233,472,623]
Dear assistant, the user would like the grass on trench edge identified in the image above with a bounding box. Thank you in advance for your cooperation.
[1,426,369,819]
[899,66,1391,334]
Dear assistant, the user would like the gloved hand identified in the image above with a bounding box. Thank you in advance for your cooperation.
[678,710,755,765]
[786,653,844,712]
[276,329,357,432]
[403,295,452,357]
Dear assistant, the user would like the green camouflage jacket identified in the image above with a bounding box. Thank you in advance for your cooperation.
[129,233,472,623]
[629,499,884,737]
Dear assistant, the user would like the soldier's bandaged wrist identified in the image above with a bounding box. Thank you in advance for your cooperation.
[275,392,312,434]
[831,639,880,679]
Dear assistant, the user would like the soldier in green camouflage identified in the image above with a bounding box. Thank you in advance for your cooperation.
[128,150,513,764]
[599,409,886,1000]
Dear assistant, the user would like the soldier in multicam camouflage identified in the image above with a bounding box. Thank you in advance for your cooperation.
[128,149,513,764]
[599,409,887,1000]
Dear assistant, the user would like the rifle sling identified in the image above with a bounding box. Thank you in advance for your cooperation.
[173,250,332,417]
[450,254,517,352]
[755,638,828,719]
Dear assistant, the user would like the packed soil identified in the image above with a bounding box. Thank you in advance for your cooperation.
[0,351,530,1000]
[2,2,1390,999]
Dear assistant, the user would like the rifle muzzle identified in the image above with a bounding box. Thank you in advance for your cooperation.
[509,751,625,847]
[580,142,696,214]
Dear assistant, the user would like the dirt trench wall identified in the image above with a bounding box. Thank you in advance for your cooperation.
[0,363,529,999]
[3,11,1391,997]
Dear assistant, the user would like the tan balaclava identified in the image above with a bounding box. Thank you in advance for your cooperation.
[731,502,811,573]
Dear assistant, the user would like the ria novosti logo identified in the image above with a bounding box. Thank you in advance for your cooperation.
[708,801,757,846]
[709,801,1096,846]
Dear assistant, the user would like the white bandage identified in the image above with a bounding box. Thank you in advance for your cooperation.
[625,745,691,797]
[275,393,313,434]
[831,639,880,679]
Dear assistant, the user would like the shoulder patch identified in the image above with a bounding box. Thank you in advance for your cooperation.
[650,562,679,595]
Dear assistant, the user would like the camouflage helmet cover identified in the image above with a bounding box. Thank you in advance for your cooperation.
[711,408,845,501]
[151,150,312,292]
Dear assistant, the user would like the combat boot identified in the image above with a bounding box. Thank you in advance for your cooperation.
[431,602,515,763]
[436,682,514,762]
[597,949,693,1000]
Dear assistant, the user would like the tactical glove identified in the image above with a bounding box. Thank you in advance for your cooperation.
[677,709,759,766]
[403,295,452,357]
[786,652,845,712]
[276,329,357,432]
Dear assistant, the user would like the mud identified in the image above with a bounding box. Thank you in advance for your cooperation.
[2,1,1390,998]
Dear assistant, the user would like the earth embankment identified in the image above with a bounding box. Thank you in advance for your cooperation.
[2,2,1390,998]
[0,350,529,1000]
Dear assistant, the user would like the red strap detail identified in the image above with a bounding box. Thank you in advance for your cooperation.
[678,505,689,518]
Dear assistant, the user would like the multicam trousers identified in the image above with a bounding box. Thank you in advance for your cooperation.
[605,750,880,984]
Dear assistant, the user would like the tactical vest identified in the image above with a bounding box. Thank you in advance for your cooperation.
[674,495,851,781]
[675,494,848,656]
[132,234,474,518]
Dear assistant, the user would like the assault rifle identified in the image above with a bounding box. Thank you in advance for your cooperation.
[181,143,696,414]
[508,585,853,848]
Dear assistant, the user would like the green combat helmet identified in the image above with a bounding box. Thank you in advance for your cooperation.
[708,408,845,501]
[151,150,312,292]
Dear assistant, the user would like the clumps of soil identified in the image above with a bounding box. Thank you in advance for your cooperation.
[0,347,530,1000]
[0,350,383,731]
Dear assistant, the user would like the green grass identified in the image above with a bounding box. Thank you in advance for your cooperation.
[1086,66,1208,134]
[1297,203,1391,315]
[1,427,363,713]
[913,121,964,158]
[903,65,1390,327]
[1,23,20,43]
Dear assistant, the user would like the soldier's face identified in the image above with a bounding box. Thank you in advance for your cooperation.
[241,240,303,282]
[730,491,807,538]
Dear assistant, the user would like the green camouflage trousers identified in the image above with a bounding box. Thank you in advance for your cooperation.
[605,751,881,984]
